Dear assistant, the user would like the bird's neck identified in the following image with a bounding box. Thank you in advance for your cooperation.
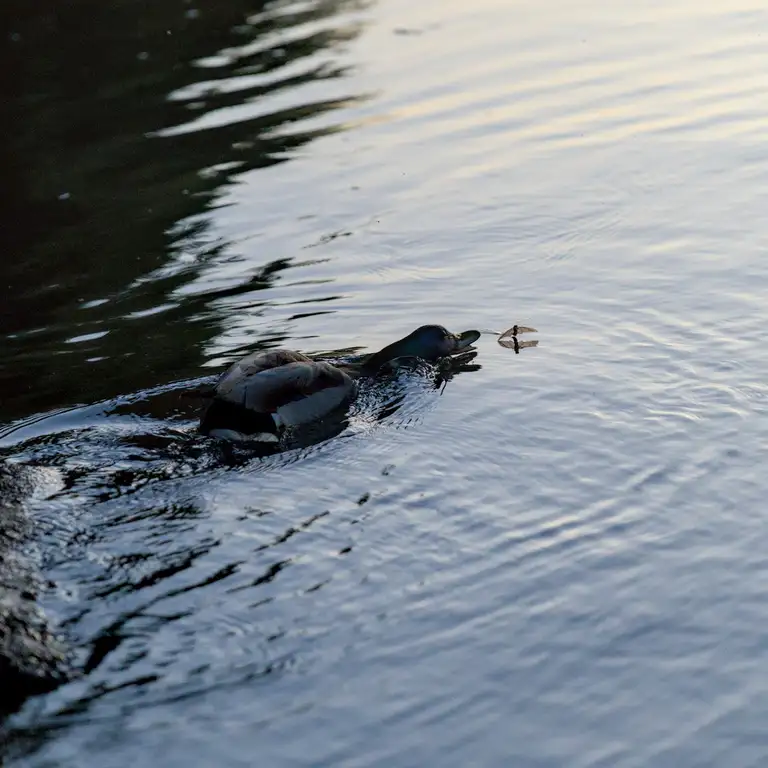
[359,338,412,376]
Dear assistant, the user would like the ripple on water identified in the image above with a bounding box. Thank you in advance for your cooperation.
[6,0,768,765]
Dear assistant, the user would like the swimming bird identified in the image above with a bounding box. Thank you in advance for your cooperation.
[199,325,481,442]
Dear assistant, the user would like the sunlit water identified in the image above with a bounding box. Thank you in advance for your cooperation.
[3,0,768,765]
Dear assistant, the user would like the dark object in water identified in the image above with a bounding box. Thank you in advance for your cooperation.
[0,462,70,716]
[200,325,481,442]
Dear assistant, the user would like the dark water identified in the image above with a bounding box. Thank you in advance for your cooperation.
[3,0,768,765]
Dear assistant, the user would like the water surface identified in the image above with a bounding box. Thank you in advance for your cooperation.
[3,0,768,765]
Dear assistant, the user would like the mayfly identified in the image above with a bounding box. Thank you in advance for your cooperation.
[497,324,538,353]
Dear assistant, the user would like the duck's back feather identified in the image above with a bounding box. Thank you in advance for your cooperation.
[215,349,312,401]
[208,349,356,432]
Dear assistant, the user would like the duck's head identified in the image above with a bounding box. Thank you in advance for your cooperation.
[361,325,482,374]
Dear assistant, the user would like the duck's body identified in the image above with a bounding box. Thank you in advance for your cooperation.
[199,325,481,442]
[201,349,357,442]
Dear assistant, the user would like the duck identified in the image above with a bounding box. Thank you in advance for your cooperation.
[199,324,481,442]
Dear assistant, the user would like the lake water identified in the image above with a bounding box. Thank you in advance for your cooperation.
[3,0,768,765]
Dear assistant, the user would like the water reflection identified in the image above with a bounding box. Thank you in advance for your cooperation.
[1,0,369,423]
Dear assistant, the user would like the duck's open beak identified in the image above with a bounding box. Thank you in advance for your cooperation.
[450,329,482,354]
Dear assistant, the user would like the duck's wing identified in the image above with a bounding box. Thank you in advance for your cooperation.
[270,363,356,427]
[216,355,355,425]
[214,349,308,401]
[218,349,311,381]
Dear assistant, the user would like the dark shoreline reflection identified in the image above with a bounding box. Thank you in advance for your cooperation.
[0,0,369,750]
[0,0,369,424]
